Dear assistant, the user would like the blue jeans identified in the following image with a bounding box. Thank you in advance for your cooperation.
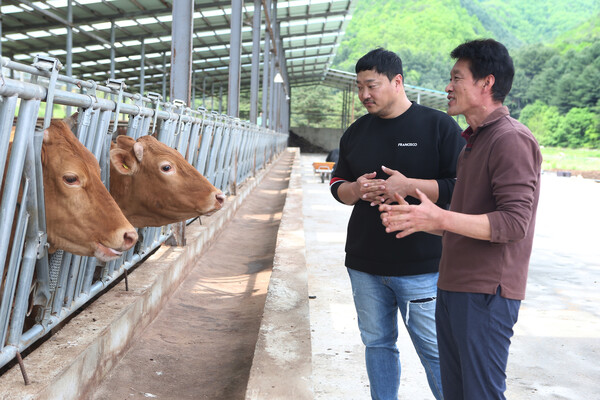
[347,268,443,400]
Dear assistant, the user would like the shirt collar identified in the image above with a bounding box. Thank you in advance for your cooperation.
[478,106,510,130]
[461,125,474,141]
[462,106,510,146]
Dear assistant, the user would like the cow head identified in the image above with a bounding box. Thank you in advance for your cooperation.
[109,135,225,227]
[41,120,138,261]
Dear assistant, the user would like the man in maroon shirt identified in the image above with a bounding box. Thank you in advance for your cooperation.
[379,39,542,399]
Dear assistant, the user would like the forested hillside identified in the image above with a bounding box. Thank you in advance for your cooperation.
[508,27,600,147]
[333,0,599,91]
[333,0,489,91]
[297,0,600,148]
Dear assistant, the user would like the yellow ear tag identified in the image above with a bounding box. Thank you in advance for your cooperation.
[122,164,129,170]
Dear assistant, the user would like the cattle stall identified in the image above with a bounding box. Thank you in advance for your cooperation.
[0,55,288,371]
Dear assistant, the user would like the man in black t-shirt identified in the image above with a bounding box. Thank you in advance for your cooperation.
[329,48,464,400]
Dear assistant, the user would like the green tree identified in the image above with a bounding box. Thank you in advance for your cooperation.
[569,47,600,108]
[291,86,335,127]
[506,45,557,116]
[323,0,600,148]
[519,101,562,146]
[556,107,600,148]
[333,0,491,91]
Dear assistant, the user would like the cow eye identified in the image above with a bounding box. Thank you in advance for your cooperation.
[160,163,174,174]
[63,174,80,185]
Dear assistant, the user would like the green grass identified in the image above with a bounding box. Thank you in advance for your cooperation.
[540,147,600,171]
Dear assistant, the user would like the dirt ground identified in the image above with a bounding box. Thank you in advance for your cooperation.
[92,151,293,400]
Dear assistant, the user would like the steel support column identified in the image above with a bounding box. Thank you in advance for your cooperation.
[275,83,283,132]
[278,35,290,133]
[249,0,262,124]
[66,0,73,116]
[191,72,196,109]
[274,26,281,132]
[140,38,145,95]
[170,0,193,105]
[227,0,243,117]
[286,93,290,132]
[261,0,271,129]
[202,76,207,108]
[342,85,349,131]
[269,0,278,131]
[110,21,116,79]
[169,0,193,246]
[351,86,355,124]
[280,86,284,131]
[269,62,275,130]
[0,0,3,58]
[219,85,223,114]
[161,52,167,101]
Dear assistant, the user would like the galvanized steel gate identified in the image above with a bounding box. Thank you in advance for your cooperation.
[0,55,287,370]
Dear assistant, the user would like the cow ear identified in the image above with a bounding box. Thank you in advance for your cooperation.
[64,112,79,131]
[133,142,144,162]
[115,135,136,150]
[110,147,138,175]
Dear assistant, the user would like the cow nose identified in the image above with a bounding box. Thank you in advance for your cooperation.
[123,230,138,249]
[215,192,226,207]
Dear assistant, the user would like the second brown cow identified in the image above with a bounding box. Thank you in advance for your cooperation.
[109,135,225,227]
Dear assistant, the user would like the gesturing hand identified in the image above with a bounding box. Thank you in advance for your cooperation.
[380,165,411,204]
[379,189,444,238]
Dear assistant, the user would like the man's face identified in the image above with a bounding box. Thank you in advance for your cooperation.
[445,59,485,117]
[356,69,400,118]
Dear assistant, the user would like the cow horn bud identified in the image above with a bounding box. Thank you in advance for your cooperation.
[133,142,144,162]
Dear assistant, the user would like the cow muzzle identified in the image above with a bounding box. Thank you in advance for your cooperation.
[199,192,226,217]
[216,192,226,208]
[94,229,138,262]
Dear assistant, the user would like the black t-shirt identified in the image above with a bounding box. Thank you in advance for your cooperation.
[331,102,464,276]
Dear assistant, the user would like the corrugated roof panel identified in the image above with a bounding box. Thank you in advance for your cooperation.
[1,0,356,93]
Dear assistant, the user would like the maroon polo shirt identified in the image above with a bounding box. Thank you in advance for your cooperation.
[439,106,542,300]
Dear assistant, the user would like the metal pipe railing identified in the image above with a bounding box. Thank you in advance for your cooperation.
[0,56,288,370]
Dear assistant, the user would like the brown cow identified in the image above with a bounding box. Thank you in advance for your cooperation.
[41,120,138,261]
[2,120,138,262]
[2,120,138,321]
[109,135,225,227]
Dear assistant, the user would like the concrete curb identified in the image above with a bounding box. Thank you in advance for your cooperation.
[0,155,283,400]
[245,148,313,399]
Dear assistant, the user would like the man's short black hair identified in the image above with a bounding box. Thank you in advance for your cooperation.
[355,48,403,81]
[450,39,515,103]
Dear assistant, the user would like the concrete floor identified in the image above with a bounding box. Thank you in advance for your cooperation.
[302,153,600,400]
[91,152,600,400]
[505,173,600,399]
[302,154,432,399]
[92,151,295,400]
[3,150,597,400]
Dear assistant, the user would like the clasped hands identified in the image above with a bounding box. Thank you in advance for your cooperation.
[354,165,412,206]
[355,166,442,239]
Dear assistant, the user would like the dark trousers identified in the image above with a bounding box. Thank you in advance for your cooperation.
[436,288,521,400]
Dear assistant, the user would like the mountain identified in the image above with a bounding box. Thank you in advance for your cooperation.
[459,0,599,48]
[333,0,490,90]
[326,0,600,148]
[333,0,600,92]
